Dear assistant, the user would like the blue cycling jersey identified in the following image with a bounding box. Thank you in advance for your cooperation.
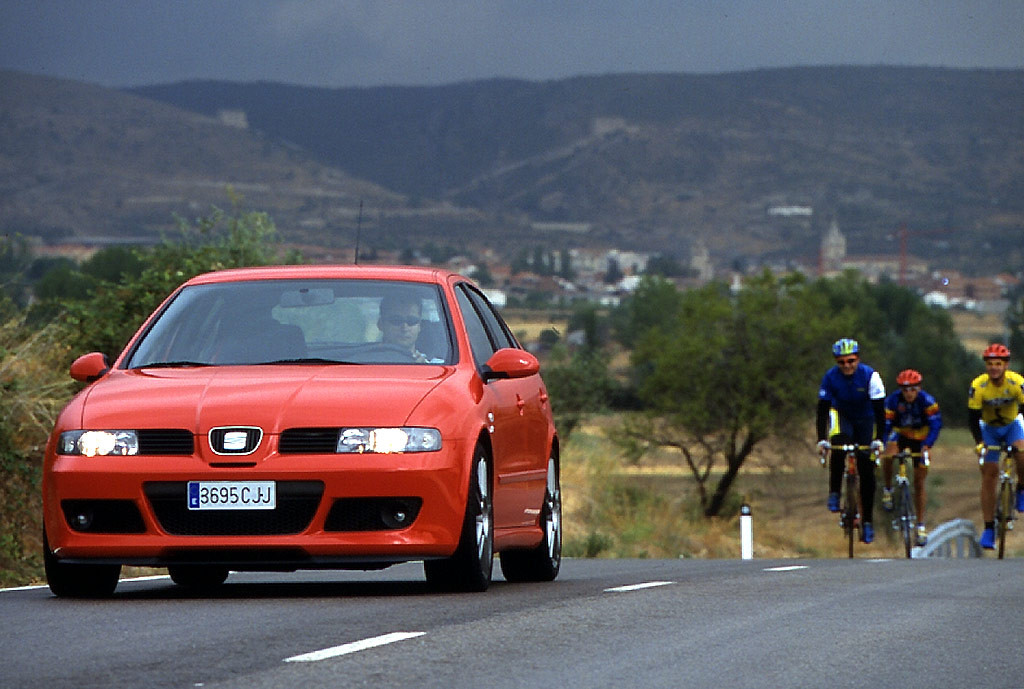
[818,363,886,423]
[883,388,942,447]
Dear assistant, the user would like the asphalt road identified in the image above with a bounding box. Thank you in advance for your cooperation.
[2,557,1020,688]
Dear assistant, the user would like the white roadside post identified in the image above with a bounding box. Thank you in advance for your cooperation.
[740,501,753,560]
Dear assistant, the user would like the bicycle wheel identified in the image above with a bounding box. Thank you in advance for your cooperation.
[899,483,914,558]
[997,479,1013,560]
[844,473,857,558]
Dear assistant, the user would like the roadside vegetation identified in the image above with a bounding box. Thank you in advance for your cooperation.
[1,204,1020,585]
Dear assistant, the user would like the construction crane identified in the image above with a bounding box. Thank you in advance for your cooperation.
[894,223,954,286]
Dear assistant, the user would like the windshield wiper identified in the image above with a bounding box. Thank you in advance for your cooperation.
[134,361,212,369]
[259,357,359,365]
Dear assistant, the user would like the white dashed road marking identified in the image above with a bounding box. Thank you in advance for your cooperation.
[604,581,675,593]
[285,632,426,663]
[763,566,809,572]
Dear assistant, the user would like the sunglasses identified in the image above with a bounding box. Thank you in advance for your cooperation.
[383,315,421,327]
[835,357,858,365]
[901,385,921,392]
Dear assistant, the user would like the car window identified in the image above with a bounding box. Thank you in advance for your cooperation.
[126,279,453,367]
[455,285,497,368]
[463,286,519,350]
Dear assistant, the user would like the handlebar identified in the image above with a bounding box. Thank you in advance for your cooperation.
[978,443,1015,464]
[893,448,930,467]
[817,443,881,467]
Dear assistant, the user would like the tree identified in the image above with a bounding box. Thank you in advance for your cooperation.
[814,275,975,425]
[622,272,848,516]
[51,207,299,360]
[542,344,618,440]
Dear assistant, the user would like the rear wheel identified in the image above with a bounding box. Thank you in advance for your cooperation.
[500,456,561,582]
[168,565,230,590]
[424,444,493,592]
[43,530,120,598]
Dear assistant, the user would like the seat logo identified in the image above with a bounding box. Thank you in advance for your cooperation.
[209,426,263,455]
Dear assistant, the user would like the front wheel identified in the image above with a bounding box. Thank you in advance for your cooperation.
[899,484,914,559]
[43,530,120,598]
[500,456,562,582]
[843,474,857,559]
[424,444,493,592]
[997,479,1013,560]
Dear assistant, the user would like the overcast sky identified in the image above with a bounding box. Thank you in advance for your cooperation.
[1,1,1022,89]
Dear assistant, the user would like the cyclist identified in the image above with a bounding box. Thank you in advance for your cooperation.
[880,369,942,546]
[968,343,1024,549]
[816,338,887,543]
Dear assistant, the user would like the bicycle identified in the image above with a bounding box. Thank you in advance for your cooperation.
[980,443,1018,559]
[889,449,928,558]
[820,443,879,558]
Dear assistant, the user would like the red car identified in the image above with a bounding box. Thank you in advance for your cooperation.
[43,265,560,596]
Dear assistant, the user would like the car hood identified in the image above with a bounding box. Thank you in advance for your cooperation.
[73,365,453,433]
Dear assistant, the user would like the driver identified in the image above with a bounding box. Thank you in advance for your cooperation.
[378,294,428,362]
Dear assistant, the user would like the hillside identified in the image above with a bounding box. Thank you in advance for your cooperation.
[132,67,1024,270]
[0,70,444,251]
[2,67,1022,273]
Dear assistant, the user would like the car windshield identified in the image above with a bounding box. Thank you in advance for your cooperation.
[125,279,454,367]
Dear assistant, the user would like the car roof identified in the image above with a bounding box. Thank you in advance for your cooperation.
[185,264,464,286]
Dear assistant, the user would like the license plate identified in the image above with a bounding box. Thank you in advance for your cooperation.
[187,481,276,510]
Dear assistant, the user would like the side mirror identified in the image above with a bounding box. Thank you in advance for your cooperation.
[481,348,540,382]
[69,352,110,383]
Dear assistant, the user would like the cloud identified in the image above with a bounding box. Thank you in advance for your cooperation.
[0,0,1021,88]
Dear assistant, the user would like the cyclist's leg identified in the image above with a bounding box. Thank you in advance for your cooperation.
[851,419,876,528]
[827,431,850,511]
[1009,416,1024,507]
[852,419,876,540]
[980,422,1000,548]
[900,438,925,523]
[981,422,1001,523]
[882,434,899,491]
[881,436,897,511]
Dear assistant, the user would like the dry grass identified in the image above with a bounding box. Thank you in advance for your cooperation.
[561,419,1019,560]
[950,310,1006,354]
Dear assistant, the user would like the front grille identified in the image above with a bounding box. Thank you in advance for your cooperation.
[324,497,423,531]
[137,429,194,455]
[61,499,146,533]
[279,428,338,454]
[144,481,323,535]
[209,427,262,455]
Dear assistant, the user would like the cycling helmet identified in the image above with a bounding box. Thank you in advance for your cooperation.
[896,369,922,386]
[832,338,859,357]
[983,343,1011,360]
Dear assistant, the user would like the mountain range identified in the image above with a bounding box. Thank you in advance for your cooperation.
[2,66,1022,273]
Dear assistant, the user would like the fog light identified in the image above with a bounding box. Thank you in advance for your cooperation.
[382,506,410,529]
[72,511,93,530]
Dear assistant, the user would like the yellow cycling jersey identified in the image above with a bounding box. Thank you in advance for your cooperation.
[967,370,1024,426]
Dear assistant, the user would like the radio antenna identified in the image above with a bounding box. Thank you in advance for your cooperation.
[354,199,364,265]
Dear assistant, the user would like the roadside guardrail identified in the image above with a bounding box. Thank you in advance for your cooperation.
[913,518,983,558]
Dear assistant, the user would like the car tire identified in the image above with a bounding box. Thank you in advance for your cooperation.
[424,443,493,592]
[43,530,120,598]
[167,565,230,590]
[499,455,561,582]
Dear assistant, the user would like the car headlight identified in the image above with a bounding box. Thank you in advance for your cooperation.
[59,430,139,456]
[336,427,442,454]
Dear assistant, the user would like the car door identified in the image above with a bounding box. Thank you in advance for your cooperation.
[455,284,547,528]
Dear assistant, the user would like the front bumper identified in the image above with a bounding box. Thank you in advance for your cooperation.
[43,446,469,568]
